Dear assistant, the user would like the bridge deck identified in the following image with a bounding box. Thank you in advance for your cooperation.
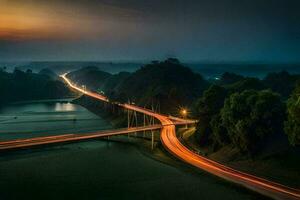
[0,125,162,151]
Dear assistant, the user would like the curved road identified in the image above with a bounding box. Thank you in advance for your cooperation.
[0,125,162,151]
[61,74,300,200]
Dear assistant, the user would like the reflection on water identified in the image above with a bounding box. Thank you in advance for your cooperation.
[54,102,76,112]
[0,101,261,200]
[0,100,112,141]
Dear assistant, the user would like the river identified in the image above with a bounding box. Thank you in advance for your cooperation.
[0,100,267,200]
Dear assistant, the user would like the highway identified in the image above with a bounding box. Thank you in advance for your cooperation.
[0,125,162,151]
[61,73,300,200]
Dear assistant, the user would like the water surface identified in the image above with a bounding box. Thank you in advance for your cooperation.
[0,100,267,200]
[0,99,112,141]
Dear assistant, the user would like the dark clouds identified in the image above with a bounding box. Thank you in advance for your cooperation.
[0,0,299,62]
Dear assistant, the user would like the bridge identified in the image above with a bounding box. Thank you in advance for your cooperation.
[60,74,300,200]
[0,125,162,151]
[1,73,299,199]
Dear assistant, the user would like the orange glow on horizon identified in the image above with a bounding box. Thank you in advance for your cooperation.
[0,2,105,41]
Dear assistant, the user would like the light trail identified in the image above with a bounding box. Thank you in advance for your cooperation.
[0,125,162,151]
[60,74,300,199]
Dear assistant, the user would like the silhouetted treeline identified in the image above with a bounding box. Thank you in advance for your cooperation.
[66,59,300,153]
[67,58,209,114]
[0,68,73,106]
[216,71,300,99]
[194,71,300,154]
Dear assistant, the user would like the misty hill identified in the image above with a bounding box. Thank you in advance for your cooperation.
[66,67,131,96]
[215,71,300,99]
[38,68,58,80]
[0,62,142,75]
[189,63,300,79]
[67,66,112,90]
[2,62,300,80]
[0,68,73,106]
[67,60,300,115]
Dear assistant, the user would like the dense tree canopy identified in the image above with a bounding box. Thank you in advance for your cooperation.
[226,77,266,94]
[117,59,209,114]
[221,90,285,153]
[0,68,72,106]
[285,83,300,146]
[67,59,209,114]
[195,85,227,145]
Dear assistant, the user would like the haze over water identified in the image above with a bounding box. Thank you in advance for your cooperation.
[0,99,112,141]
[0,100,264,200]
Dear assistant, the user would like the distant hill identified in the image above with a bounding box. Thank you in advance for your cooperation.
[2,62,300,79]
[215,71,300,99]
[38,68,58,80]
[67,59,210,114]
[66,60,300,114]
[188,63,300,79]
[0,62,142,75]
[67,66,112,90]
[116,59,210,113]
[66,67,131,97]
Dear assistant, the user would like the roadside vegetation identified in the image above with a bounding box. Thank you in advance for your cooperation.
[53,59,300,188]
[63,59,300,154]
[0,67,73,107]
[65,59,300,154]
[67,58,209,114]
[194,71,300,154]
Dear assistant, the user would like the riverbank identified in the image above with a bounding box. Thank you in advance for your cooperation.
[0,133,270,200]
[69,95,270,199]
[180,128,300,189]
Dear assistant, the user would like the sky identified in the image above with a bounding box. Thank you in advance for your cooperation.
[0,0,299,63]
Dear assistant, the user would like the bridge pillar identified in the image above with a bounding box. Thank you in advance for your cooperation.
[143,113,146,138]
[134,111,138,137]
[151,131,154,150]
[127,109,130,138]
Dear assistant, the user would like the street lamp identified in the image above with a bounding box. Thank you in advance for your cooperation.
[181,109,187,117]
[181,109,188,129]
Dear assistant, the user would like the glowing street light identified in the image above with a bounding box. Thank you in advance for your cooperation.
[181,109,187,117]
[181,109,188,129]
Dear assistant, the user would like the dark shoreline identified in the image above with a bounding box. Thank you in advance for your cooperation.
[69,95,270,199]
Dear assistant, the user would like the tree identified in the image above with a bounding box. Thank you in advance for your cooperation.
[221,90,285,153]
[117,59,209,114]
[285,83,300,145]
[227,77,266,93]
[0,69,73,106]
[210,114,229,146]
[195,85,227,145]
